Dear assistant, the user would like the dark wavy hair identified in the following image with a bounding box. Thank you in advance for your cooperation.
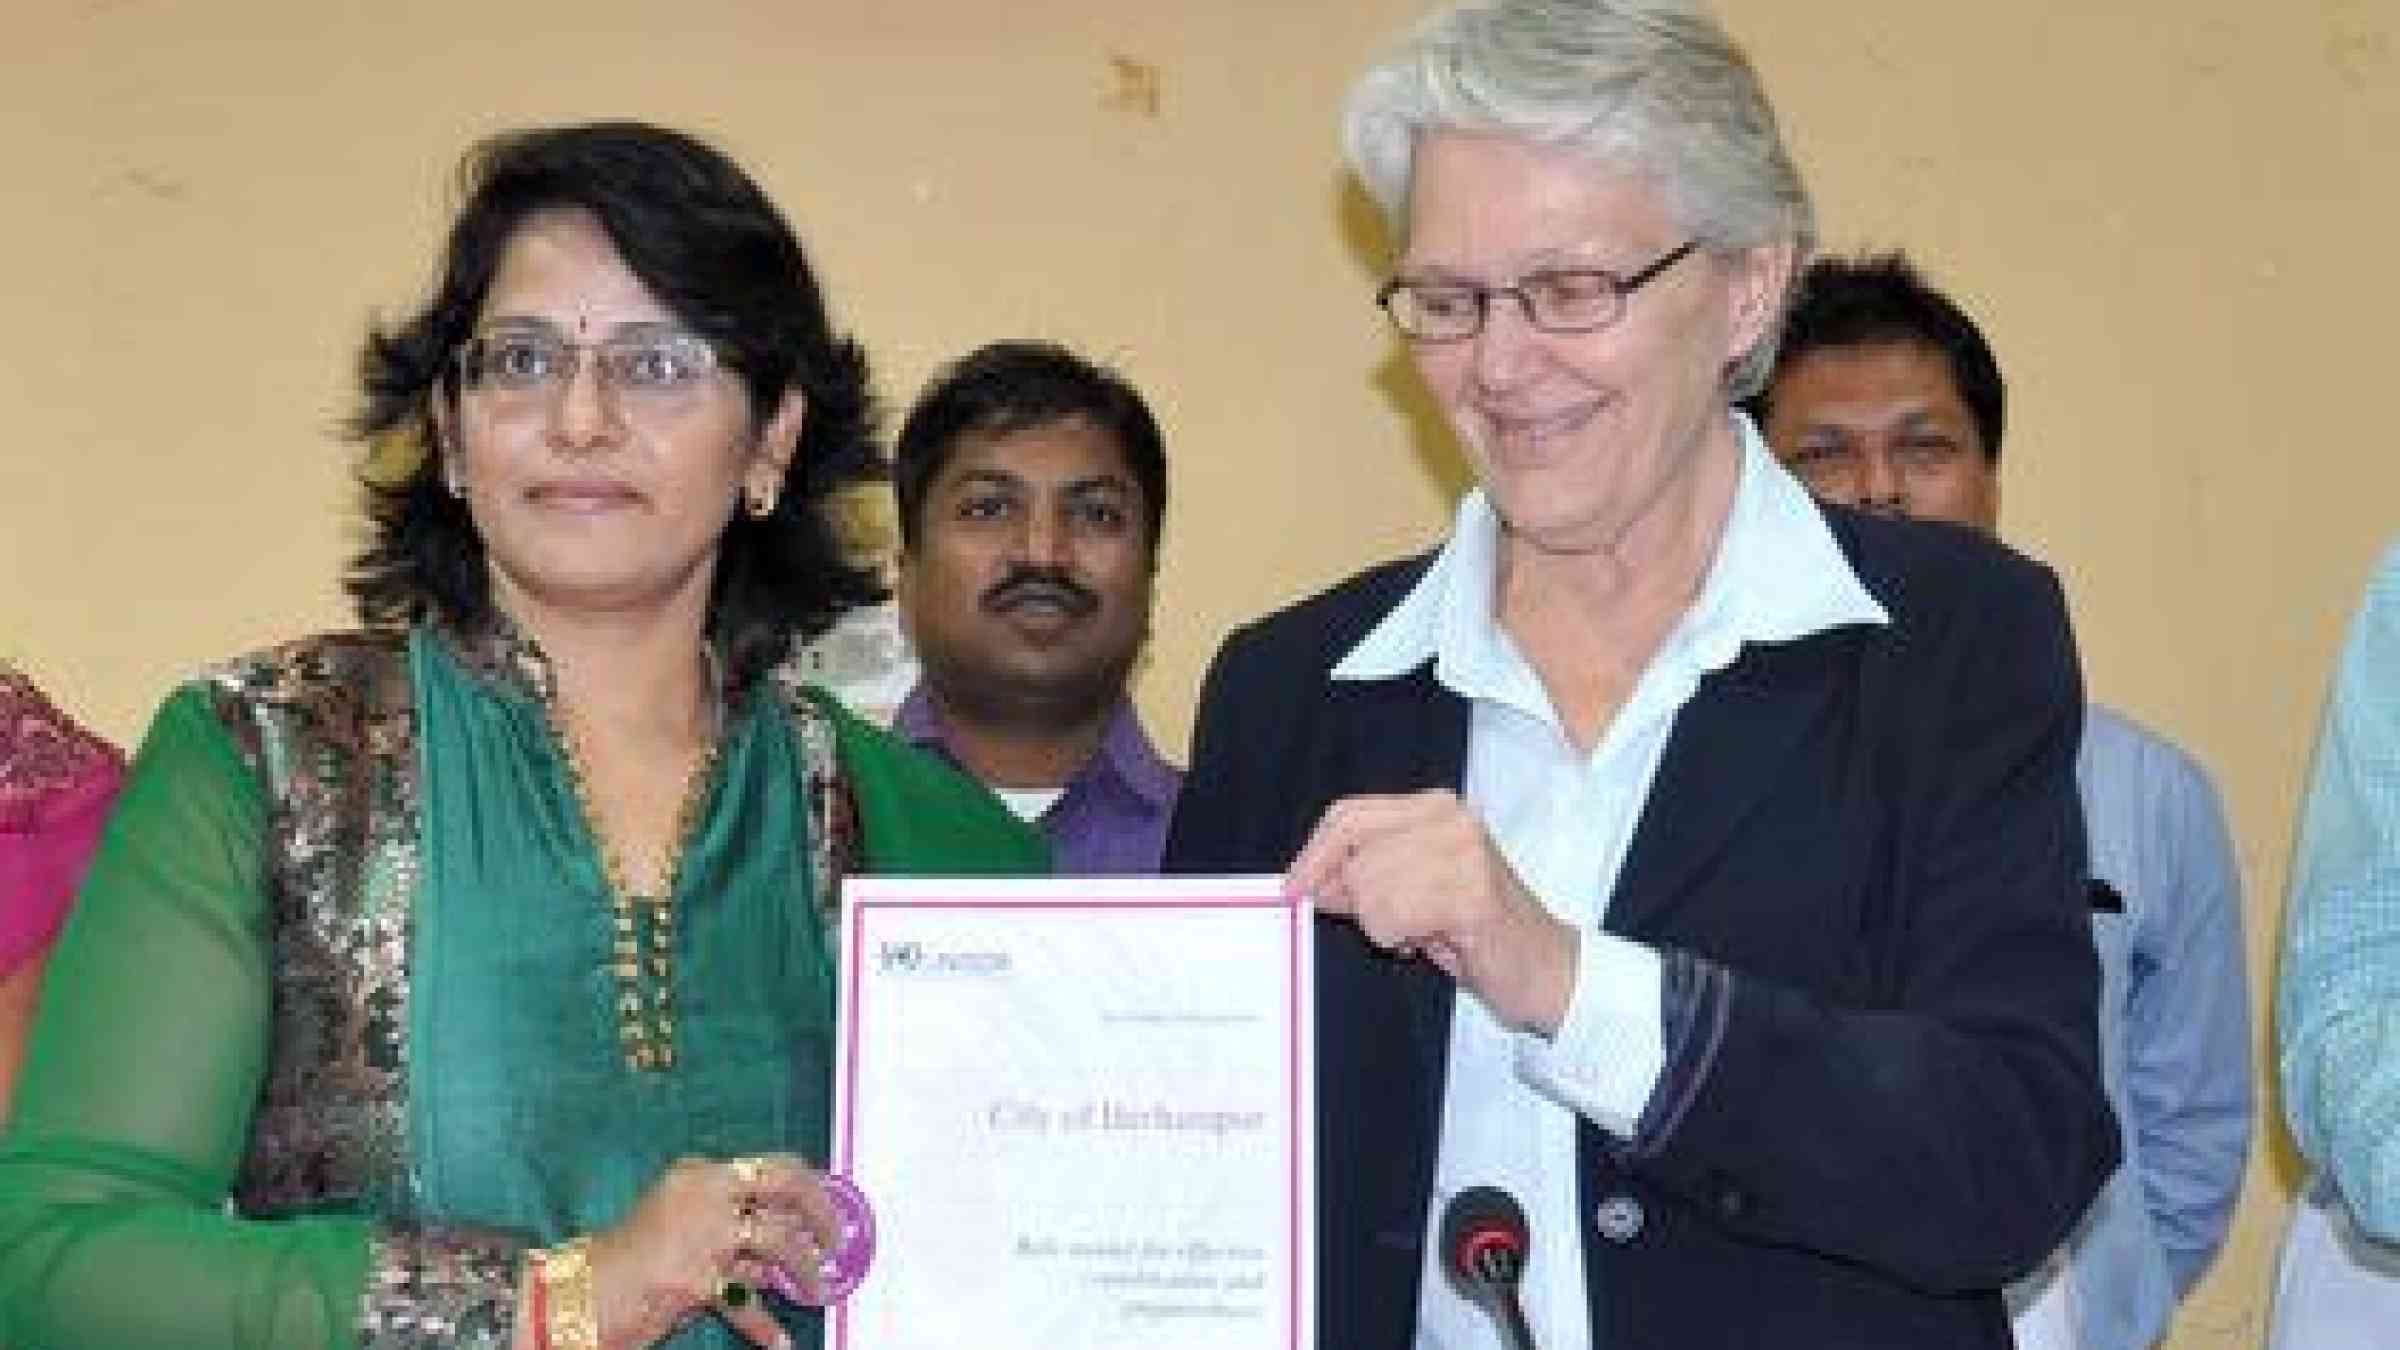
[892,340,1168,568]
[1748,251,2007,463]
[345,121,887,684]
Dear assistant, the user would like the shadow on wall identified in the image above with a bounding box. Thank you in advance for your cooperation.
[1329,169,1476,508]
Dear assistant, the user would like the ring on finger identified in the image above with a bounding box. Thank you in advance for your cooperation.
[718,1277,754,1310]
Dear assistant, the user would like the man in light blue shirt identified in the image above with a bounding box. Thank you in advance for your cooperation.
[2273,538,2400,1346]
[1748,253,2253,1350]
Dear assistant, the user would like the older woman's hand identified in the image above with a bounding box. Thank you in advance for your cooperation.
[1288,790,1579,1035]
[581,1153,842,1349]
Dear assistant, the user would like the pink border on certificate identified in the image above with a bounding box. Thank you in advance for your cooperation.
[832,877,1309,1349]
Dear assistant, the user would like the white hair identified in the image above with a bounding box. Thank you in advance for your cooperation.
[1343,0,1815,396]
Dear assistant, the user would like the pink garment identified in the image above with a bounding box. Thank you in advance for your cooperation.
[0,668,123,977]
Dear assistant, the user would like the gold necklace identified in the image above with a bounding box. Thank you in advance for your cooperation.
[548,689,723,1073]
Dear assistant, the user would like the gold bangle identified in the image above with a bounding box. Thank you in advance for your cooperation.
[539,1238,601,1350]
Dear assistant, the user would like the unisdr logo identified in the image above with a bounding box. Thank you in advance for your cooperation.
[876,938,1011,978]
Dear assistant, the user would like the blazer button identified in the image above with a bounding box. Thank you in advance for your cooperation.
[1593,1193,1645,1244]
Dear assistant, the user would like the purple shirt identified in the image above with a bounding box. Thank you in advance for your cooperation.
[892,685,1181,876]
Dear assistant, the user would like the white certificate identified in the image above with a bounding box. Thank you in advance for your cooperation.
[830,876,1314,1350]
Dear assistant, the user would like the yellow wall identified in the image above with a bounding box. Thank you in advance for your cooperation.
[5,1,2394,1342]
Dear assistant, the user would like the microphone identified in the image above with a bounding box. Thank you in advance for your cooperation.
[1441,1186,1539,1350]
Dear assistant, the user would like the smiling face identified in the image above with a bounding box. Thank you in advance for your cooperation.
[1760,340,1997,530]
[896,415,1154,732]
[1396,130,1790,555]
[441,208,802,630]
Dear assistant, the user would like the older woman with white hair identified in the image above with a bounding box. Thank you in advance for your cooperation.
[1166,1,2117,1345]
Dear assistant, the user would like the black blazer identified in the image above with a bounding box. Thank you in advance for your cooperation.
[1166,506,2118,1349]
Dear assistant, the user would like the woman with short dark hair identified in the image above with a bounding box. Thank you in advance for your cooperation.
[0,122,1043,1350]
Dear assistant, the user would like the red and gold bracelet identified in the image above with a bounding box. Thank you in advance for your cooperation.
[536,1238,600,1350]
[525,1253,547,1348]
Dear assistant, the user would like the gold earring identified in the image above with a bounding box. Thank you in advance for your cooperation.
[748,486,776,519]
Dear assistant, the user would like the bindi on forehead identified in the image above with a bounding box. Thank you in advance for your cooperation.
[482,212,673,334]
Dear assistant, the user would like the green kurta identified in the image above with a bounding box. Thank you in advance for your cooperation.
[0,624,1046,1349]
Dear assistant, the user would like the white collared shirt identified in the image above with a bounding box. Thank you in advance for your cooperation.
[1333,413,1887,1350]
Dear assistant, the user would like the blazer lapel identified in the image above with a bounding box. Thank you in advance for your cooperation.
[1321,661,1468,1267]
[1609,629,1858,935]
[1343,662,1470,1053]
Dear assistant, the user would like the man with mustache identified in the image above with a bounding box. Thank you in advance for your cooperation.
[891,340,1180,873]
[1746,253,2253,1350]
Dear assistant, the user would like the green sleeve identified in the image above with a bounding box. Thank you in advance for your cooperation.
[0,685,374,1348]
[807,690,1051,877]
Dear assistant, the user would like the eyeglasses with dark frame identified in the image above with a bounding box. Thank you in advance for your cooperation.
[1375,240,1702,342]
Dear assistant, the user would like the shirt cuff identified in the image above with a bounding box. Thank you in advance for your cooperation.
[1516,931,1665,1138]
